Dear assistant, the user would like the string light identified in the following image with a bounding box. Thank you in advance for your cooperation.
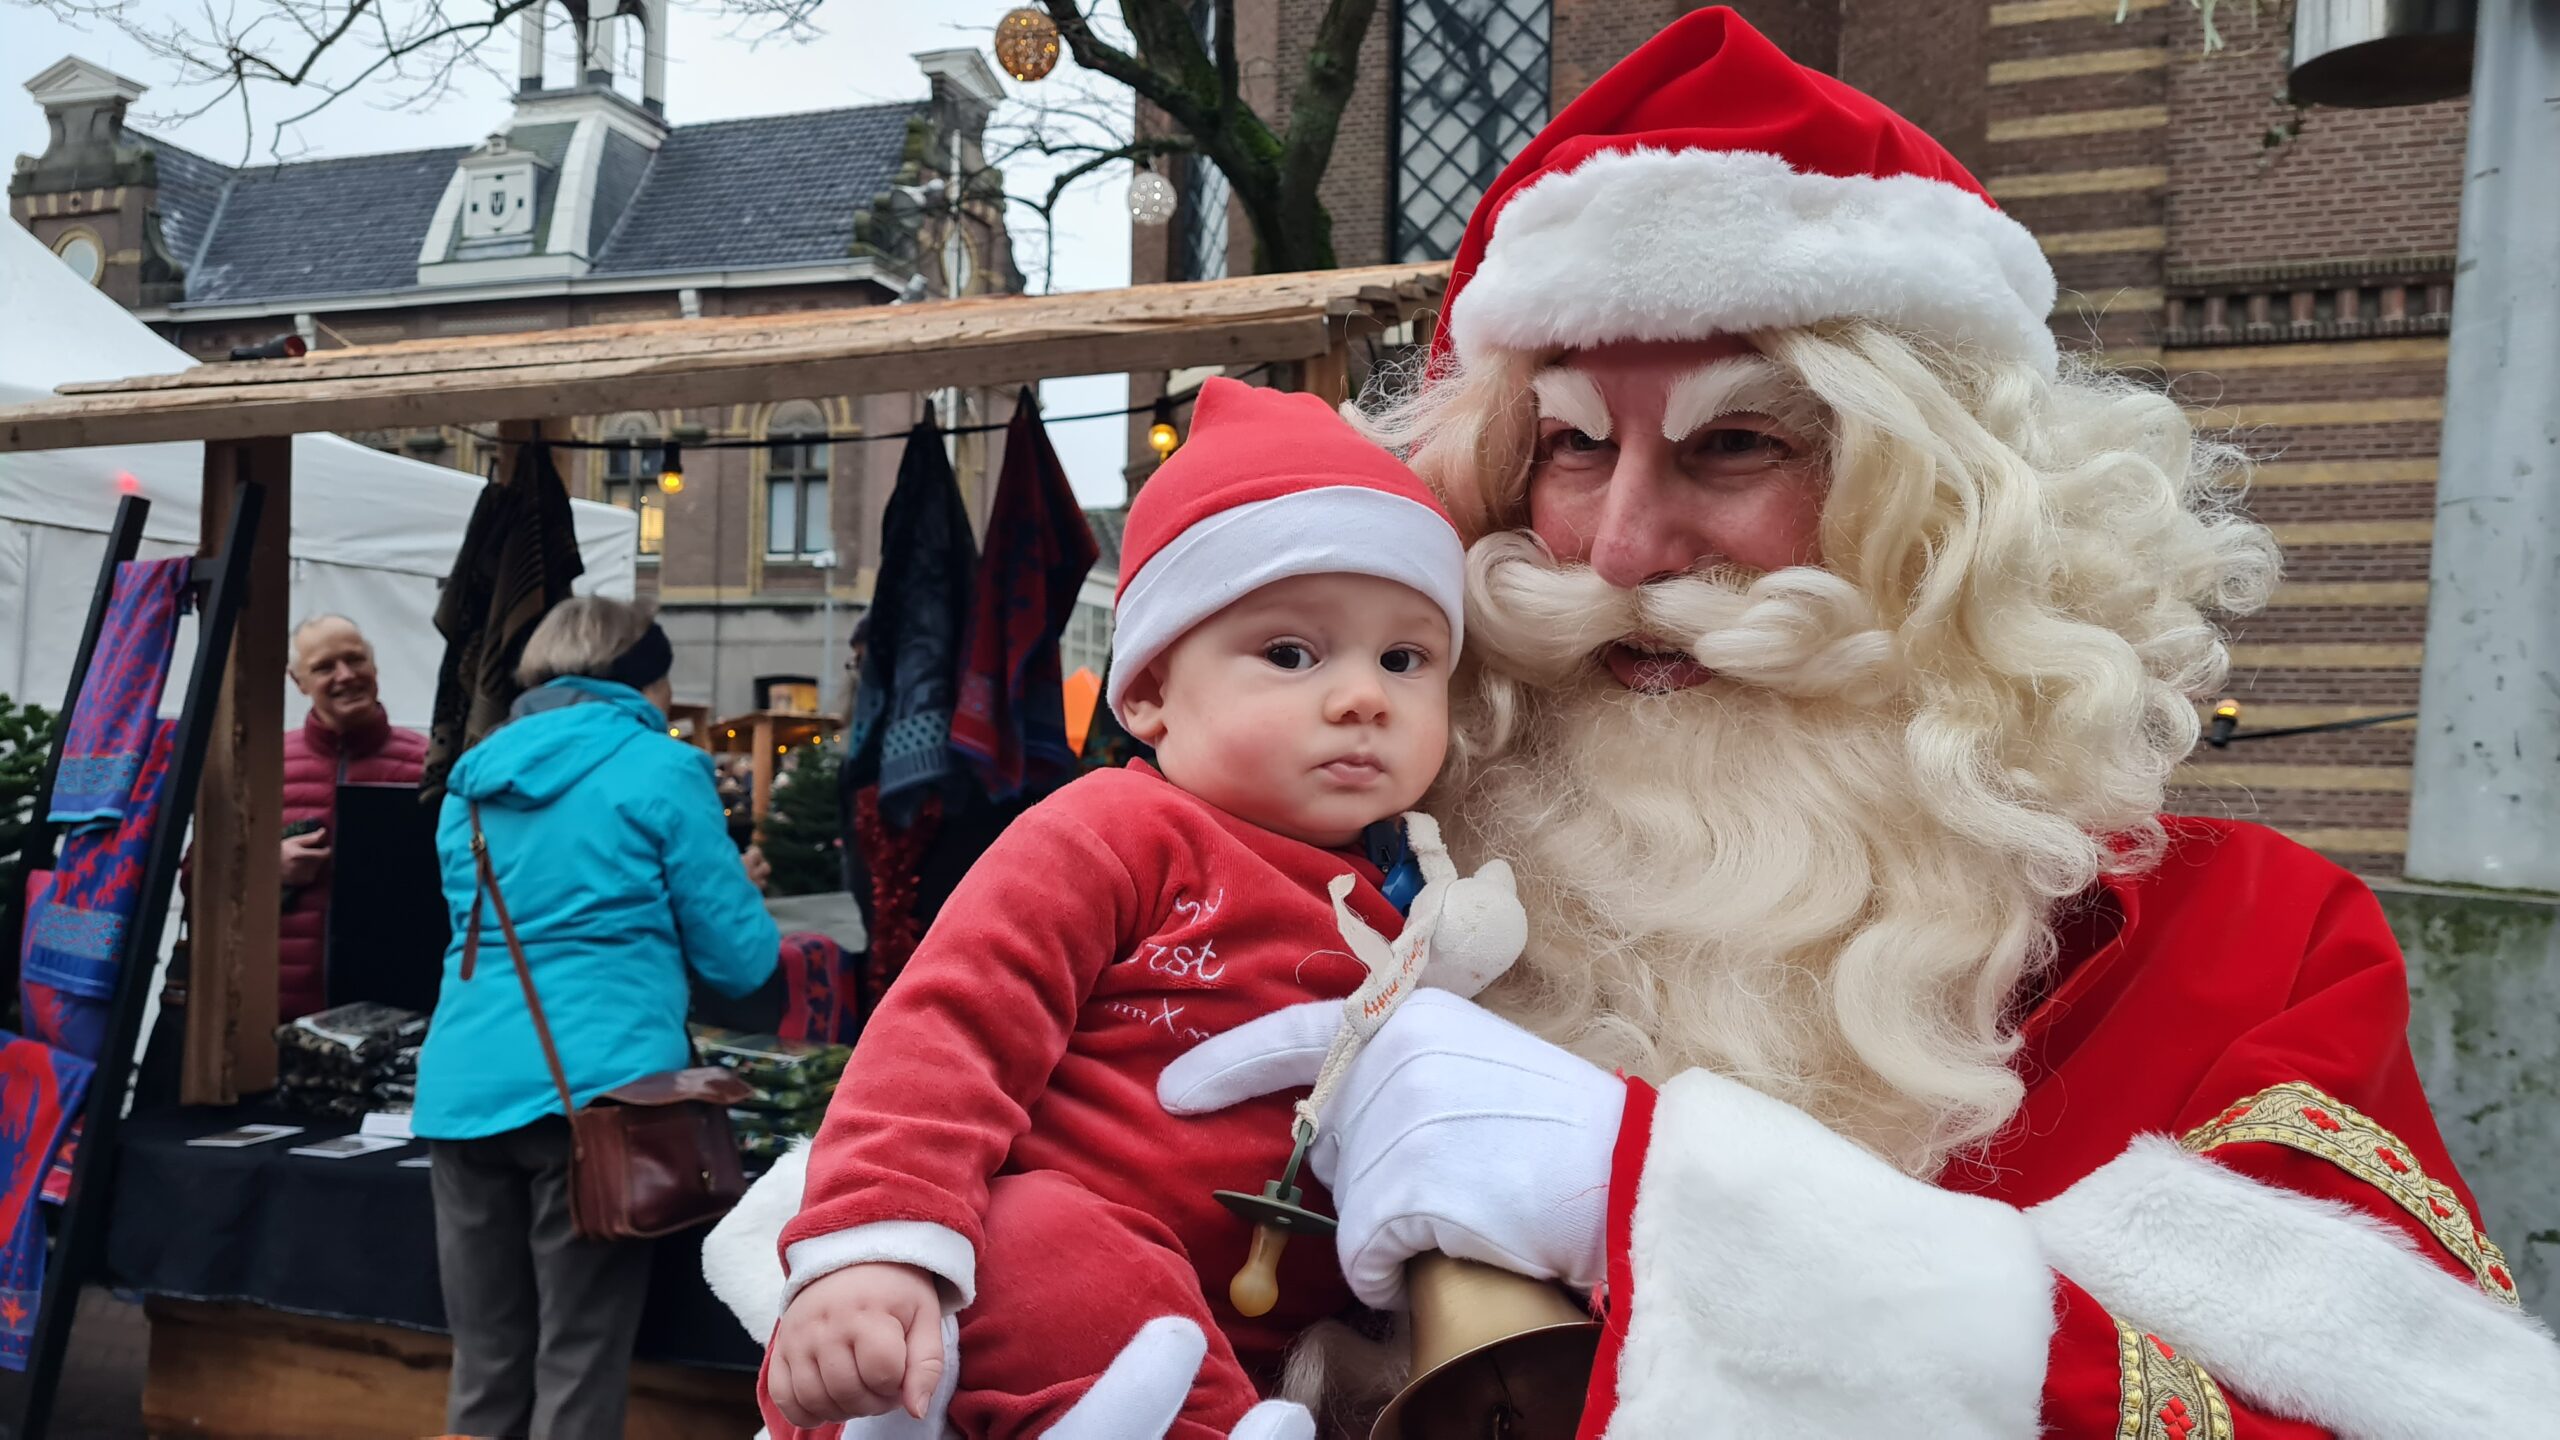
[658,440,685,494]
[114,471,141,495]
[1147,396,1179,459]
[1128,167,1177,225]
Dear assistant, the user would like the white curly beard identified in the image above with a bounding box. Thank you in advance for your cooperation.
[1438,536,2063,1179]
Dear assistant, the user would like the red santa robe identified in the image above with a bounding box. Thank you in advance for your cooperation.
[1575,816,2560,1438]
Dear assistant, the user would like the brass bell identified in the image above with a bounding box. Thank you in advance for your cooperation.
[1370,1255,1599,1440]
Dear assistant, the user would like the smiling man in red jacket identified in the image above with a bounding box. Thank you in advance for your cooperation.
[277,614,426,1020]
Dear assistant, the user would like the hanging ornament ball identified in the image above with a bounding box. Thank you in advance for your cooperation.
[1128,169,1178,226]
[994,8,1061,83]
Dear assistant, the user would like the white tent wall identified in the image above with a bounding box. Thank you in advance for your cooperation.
[0,221,638,727]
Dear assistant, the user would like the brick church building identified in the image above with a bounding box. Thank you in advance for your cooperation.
[1139,0,2462,879]
[12,1,1025,719]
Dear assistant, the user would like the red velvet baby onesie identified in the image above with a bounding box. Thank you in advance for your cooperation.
[774,761,1399,1439]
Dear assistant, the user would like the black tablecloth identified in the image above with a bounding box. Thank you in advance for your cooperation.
[105,1104,764,1371]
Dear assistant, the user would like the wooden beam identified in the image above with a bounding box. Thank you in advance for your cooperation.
[184,436,289,1104]
[0,317,1337,452]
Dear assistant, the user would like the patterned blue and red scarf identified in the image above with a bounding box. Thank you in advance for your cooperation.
[23,720,177,1058]
[46,557,190,830]
[0,1033,92,1370]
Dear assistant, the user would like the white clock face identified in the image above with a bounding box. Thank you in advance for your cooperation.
[463,163,536,240]
[53,232,103,284]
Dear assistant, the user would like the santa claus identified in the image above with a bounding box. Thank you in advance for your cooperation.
[711,9,2560,1436]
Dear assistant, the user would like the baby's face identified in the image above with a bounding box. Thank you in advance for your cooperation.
[1124,572,1452,850]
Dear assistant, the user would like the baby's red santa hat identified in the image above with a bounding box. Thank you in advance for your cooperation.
[1107,377,1464,723]
[1439,6,2057,376]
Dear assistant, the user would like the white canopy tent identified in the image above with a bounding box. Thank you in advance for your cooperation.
[0,222,637,728]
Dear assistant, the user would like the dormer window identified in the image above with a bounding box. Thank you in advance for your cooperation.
[464,158,538,242]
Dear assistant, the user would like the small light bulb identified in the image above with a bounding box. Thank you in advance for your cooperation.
[1148,422,1178,457]
[658,439,684,494]
[114,471,141,495]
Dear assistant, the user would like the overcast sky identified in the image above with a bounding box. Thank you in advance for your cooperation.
[0,0,1139,505]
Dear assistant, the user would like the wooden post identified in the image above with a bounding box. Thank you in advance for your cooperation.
[493,417,542,482]
[185,436,290,1104]
[751,714,776,823]
[1299,333,1351,407]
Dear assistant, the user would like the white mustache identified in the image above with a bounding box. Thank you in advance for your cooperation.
[1465,532,1902,703]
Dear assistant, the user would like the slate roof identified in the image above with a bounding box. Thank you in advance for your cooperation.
[592,103,922,274]
[146,139,232,270]
[131,97,926,307]
[1083,507,1125,579]
[142,140,469,305]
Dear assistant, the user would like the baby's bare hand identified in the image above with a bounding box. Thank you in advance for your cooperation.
[766,1262,944,1427]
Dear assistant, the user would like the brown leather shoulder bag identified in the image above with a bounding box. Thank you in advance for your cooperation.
[464,802,753,1241]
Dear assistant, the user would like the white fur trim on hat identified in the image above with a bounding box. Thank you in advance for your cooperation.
[1106,487,1467,723]
[1452,147,2060,376]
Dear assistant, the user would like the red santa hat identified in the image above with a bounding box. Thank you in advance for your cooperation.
[1107,377,1465,722]
[1439,7,2057,376]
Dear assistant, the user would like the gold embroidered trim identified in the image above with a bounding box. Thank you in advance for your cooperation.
[2113,1318,2234,1440]
[2180,1080,2520,1306]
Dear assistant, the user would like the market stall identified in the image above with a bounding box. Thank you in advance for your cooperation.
[709,709,845,822]
[0,261,1446,1438]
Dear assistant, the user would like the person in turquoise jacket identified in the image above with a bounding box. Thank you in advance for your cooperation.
[416,596,779,1440]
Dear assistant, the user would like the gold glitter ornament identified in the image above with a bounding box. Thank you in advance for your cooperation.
[993,8,1061,82]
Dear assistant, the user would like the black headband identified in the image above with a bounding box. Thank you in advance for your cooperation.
[602,623,674,691]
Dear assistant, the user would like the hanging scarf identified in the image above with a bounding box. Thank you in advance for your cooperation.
[0,1032,93,1369]
[776,932,861,1048]
[47,557,189,829]
[22,721,177,1057]
[949,391,1101,805]
[423,442,585,805]
[843,410,979,826]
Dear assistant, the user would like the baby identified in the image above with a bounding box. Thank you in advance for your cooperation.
[757,378,1517,1440]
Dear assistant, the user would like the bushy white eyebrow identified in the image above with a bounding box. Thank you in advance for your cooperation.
[1530,367,1612,441]
[1661,358,1813,443]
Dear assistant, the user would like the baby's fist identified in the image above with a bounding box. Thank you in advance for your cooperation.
[765,1262,945,1428]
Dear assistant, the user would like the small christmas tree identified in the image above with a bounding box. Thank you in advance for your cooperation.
[762,734,847,897]
[1,694,60,969]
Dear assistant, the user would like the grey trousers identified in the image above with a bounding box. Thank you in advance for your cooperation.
[430,1116,655,1440]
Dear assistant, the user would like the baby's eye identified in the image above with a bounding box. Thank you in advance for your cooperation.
[1380,648,1427,675]
[1264,643,1312,671]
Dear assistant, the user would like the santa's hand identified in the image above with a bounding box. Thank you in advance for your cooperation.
[1420,859,1525,999]
[1160,989,1624,1309]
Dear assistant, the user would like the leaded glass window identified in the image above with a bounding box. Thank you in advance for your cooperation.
[1177,0,1231,280]
[1395,0,1552,262]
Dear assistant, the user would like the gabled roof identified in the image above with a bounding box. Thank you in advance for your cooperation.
[130,97,927,308]
[592,103,922,274]
[23,56,144,108]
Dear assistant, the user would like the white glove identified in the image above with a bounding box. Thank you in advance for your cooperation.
[823,1316,1308,1440]
[1159,989,1625,1309]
